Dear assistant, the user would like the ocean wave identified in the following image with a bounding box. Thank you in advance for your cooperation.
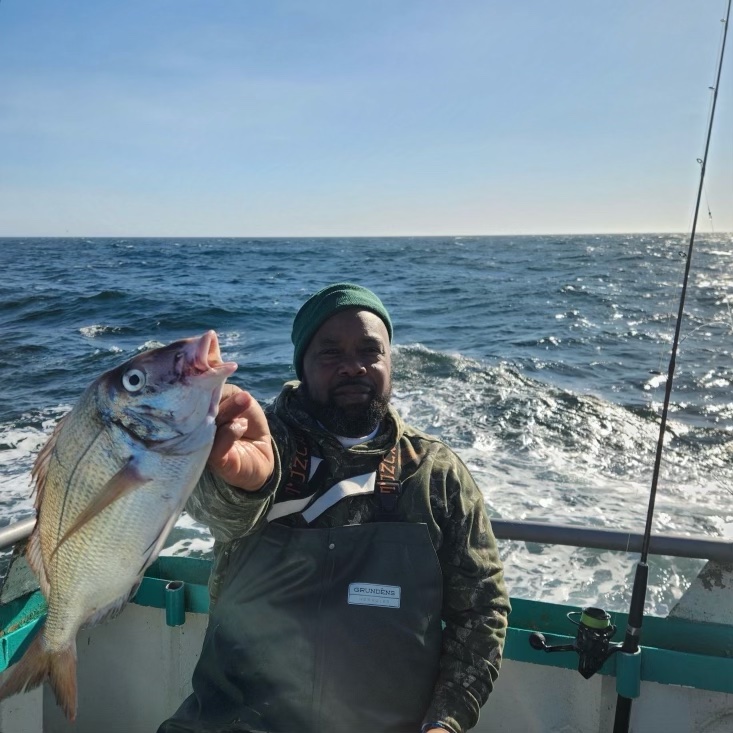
[137,340,166,352]
[79,289,129,302]
[392,344,732,528]
[79,324,124,338]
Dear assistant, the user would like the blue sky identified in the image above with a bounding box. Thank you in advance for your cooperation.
[1,1,731,236]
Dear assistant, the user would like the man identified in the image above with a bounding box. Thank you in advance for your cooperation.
[159,283,510,733]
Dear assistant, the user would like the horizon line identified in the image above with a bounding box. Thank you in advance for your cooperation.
[1,230,730,239]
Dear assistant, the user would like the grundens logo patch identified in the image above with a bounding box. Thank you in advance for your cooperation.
[347,583,401,609]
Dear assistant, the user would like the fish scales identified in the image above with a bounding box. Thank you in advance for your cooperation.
[42,429,197,647]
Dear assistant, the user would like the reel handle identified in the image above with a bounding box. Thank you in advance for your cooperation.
[528,632,575,653]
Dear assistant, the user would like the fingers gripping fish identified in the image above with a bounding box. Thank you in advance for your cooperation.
[0,331,237,720]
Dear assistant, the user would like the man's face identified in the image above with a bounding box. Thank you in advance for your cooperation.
[300,308,392,437]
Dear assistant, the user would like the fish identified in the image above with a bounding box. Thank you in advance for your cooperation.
[0,330,237,720]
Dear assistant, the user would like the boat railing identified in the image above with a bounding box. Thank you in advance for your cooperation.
[1,515,731,562]
[490,519,733,563]
[0,518,36,552]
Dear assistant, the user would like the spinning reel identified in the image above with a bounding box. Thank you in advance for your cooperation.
[529,606,621,679]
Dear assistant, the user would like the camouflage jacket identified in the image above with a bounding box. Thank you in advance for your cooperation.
[186,382,510,733]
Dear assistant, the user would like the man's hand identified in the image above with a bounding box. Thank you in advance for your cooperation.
[208,383,275,491]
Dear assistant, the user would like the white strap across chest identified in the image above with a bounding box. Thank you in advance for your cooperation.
[266,456,376,524]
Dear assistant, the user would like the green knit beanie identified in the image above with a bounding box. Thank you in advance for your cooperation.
[291,283,393,378]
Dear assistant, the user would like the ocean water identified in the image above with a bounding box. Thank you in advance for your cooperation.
[1,235,731,617]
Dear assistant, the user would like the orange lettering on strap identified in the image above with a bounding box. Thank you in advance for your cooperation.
[284,438,310,496]
[379,447,398,483]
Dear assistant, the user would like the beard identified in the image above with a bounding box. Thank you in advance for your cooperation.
[300,378,392,438]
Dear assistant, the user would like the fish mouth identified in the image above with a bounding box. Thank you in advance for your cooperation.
[182,331,238,381]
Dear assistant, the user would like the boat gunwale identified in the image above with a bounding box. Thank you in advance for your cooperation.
[1,554,730,697]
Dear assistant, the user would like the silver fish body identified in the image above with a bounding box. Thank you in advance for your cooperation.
[0,330,236,719]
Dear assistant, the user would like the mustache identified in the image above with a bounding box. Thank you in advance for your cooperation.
[332,378,373,389]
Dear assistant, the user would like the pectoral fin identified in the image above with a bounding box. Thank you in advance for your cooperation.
[51,458,152,557]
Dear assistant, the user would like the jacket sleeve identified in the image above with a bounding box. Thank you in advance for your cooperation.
[422,449,511,733]
[183,466,278,544]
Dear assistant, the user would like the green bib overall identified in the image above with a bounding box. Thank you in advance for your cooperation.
[159,517,444,733]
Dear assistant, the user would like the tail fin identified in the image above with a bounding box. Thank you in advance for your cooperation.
[0,628,78,720]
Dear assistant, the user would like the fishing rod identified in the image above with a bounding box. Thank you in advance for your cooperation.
[613,1,731,730]
[529,2,732,729]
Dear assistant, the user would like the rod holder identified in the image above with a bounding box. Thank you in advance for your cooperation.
[615,647,642,699]
[165,580,186,627]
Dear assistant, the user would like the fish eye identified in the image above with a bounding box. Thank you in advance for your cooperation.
[122,369,146,393]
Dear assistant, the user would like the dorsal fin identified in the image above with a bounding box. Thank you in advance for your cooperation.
[31,416,68,508]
